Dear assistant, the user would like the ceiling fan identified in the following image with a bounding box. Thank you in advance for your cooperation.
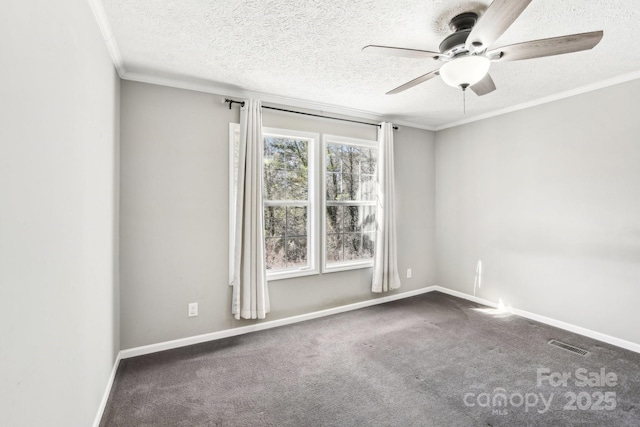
[363,0,603,96]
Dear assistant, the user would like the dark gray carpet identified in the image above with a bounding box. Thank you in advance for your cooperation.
[100,292,640,426]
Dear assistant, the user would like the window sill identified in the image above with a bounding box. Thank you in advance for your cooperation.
[322,260,374,274]
[267,268,319,282]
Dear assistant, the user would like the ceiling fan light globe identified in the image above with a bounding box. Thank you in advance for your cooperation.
[440,56,490,89]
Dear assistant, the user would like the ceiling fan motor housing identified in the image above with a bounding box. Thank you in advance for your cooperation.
[439,12,478,56]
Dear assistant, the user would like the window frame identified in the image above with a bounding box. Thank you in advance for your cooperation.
[321,134,378,274]
[229,123,319,281]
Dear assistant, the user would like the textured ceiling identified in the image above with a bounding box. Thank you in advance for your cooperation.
[101,0,640,129]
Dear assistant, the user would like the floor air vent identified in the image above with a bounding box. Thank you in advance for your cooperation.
[548,340,589,356]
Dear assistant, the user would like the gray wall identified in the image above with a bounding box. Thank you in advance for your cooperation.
[0,0,120,426]
[120,81,436,349]
[436,79,640,345]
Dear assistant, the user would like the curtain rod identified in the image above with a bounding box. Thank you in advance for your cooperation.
[224,98,398,130]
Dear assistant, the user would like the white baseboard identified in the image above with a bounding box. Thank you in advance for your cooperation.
[95,286,434,425]
[432,286,640,354]
[120,286,437,359]
[92,352,122,427]
[95,284,640,425]
[119,284,640,359]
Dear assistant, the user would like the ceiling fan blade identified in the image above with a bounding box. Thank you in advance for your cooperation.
[487,31,604,62]
[466,0,533,52]
[363,45,440,59]
[470,73,496,96]
[386,69,440,95]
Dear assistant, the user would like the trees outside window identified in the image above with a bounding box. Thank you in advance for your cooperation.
[230,125,318,281]
[263,135,311,272]
[323,135,378,272]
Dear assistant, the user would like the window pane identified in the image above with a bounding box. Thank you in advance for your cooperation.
[344,233,363,261]
[326,172,340,201]
[286,139,309,169]
[326,234,344,262]
[288,169,308,199]
[265,237,285,270]
[361,148,377,174]
[262,132,313,274]
[361,175,376,201]
[286,206,307,237]
[264,169,287,200]
[264,136,309,202]
[286,237,307,267]
[264,138,285,200]
[344,205,362,233]
[326,144,342,172]
[265,208,310,271]
[363,206,376,232]
[341,146,361,173]
[342,173,359,200]
[326,206,342,234]
[363,232,375,258]
[264,141,284,164]
[323,138,378,269]
[264,206,285,237]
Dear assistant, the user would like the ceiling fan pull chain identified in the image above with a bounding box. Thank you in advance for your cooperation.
[460,83,470,114]
[463,88,466,114]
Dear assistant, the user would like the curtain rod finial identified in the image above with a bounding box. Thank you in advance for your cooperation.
[224,98,246,109]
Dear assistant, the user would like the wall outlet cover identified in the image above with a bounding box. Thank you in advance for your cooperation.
[188,302,198,317]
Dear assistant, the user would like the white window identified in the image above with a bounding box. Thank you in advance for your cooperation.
[322,135,378,273]
[229,124,318,281]
[230,125,377,279]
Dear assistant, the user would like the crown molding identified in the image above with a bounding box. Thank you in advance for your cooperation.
[390,118,437,132]
[87,0,126,78]
[88,0,639,133]
[110,65,640,134]
[121,71,437,131]
[436,69,640,130]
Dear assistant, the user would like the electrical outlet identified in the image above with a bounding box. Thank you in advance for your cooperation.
[188,303,198,317]
[407,268,412,279]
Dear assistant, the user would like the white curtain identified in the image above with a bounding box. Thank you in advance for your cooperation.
[230,99,270,319]
[372,122,401,293]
